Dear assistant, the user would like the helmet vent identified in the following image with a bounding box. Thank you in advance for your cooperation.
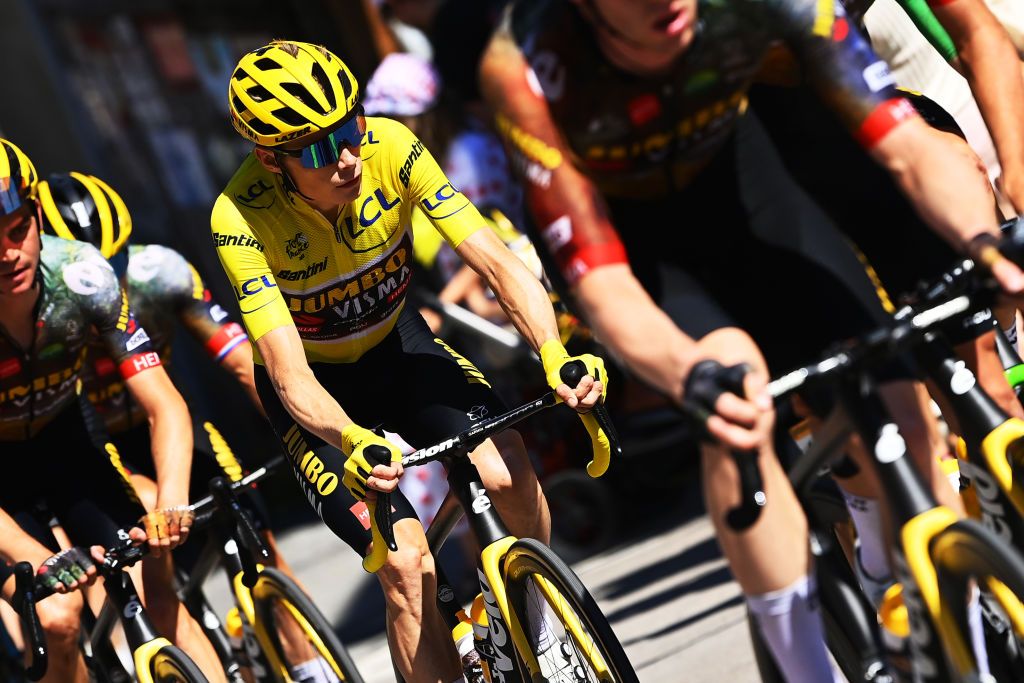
[274,106,307,126]
[246,84,273,103]
[253,57,282,71]
[281,82,328,115]
[247,118,278,136]
[337,69,353,102]
[309,63,336,111]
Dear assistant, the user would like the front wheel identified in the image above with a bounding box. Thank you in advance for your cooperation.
[250,567,366,683]
[503,537,638,683]
[149,645,209,683]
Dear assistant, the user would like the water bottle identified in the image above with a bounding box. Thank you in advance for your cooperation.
[470,593,494,682]
[453,607,485,683]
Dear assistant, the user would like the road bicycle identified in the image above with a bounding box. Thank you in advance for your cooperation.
[756,227,1024,682]
[179,461,366,683]
[364,361,639,683]
[13,541,207,682]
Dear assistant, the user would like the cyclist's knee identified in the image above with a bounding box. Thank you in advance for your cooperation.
[376,519,432,600]
[471,430,535,496]
[37,593,83,647]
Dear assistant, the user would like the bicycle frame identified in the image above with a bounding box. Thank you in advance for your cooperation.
[180,460,310,683]
[380,390,614,681]
[773,290,1024,681]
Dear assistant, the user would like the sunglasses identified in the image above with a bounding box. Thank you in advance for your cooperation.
[274,106,366,169]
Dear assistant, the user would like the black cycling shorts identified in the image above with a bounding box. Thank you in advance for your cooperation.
[254,307,508,554]
[748,84,992,344]
[607,111,910,377]
[0,401,146,584]
[111,418,273,573]
[113,419,271,530]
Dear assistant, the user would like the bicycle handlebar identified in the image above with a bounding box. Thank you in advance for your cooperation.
[360,364,621,573]
[768,218,1024,400]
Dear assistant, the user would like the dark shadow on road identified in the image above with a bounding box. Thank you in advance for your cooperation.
[604,564,734,623]
[596,536,722,601]
[622,594,746,647]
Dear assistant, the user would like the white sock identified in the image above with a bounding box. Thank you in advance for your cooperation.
[968,586,991,678]
[841,490,891,580]
[289,657,339,683]
[746,575,841,683]
[450,678,468,683]
[526,581,557,653]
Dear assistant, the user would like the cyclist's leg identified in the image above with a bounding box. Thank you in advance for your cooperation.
[254,362,461,683]
[0,511,88,683]
[53,420,228,683]
[0,406,132,682]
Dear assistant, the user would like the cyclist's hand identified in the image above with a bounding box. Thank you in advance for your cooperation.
[340,425,404,501]
[681,358,772,452]
[970,232,1024,300]
[139,505,194,556]
[539,340,607,411]
[34,547,100,594]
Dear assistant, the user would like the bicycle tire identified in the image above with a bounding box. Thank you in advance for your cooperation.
[250,567,365,683]
[149,645,209,683]
[932,520,1024,677]
[502,537,638,683]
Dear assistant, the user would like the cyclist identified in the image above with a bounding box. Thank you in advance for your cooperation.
[0,138,223,681]
[212,40,605,683]
[35,169,330,680]
[480,1,1024,680]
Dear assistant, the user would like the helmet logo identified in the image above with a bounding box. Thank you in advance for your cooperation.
[285,232,310,260]
[275,127,311,144]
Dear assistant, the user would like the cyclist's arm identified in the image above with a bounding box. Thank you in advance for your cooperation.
[252,324,353,451]
[479,28,699,404]
[124,368,193,510]
[171,250,265,416]
[80,256,194,510]
[0,508,60,568]
[211,199,397,487]
[777,0,1024,293]
[219,341,264,417]
[454,227,561,354]
[931,0,1024,212]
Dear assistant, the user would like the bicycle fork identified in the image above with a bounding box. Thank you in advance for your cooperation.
[838,374,977,682]
[101,570,178,683]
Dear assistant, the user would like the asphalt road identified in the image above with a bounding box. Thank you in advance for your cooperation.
[202,466,762,682]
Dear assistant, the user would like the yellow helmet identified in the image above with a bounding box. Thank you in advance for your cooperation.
[37,172,131,259]
[0,139,39,216]
[228,41,360,146]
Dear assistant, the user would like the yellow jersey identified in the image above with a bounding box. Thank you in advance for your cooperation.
[211,117,484,363]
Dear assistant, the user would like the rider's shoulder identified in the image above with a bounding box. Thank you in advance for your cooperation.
[40,235,121,302]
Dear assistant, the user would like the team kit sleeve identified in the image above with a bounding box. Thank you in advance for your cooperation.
[395,121,485,249]
[170,251,250,362]
[210,195,293,342]
[480,22,628,287]
[769,0,920,148]
[68,249,162,379]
